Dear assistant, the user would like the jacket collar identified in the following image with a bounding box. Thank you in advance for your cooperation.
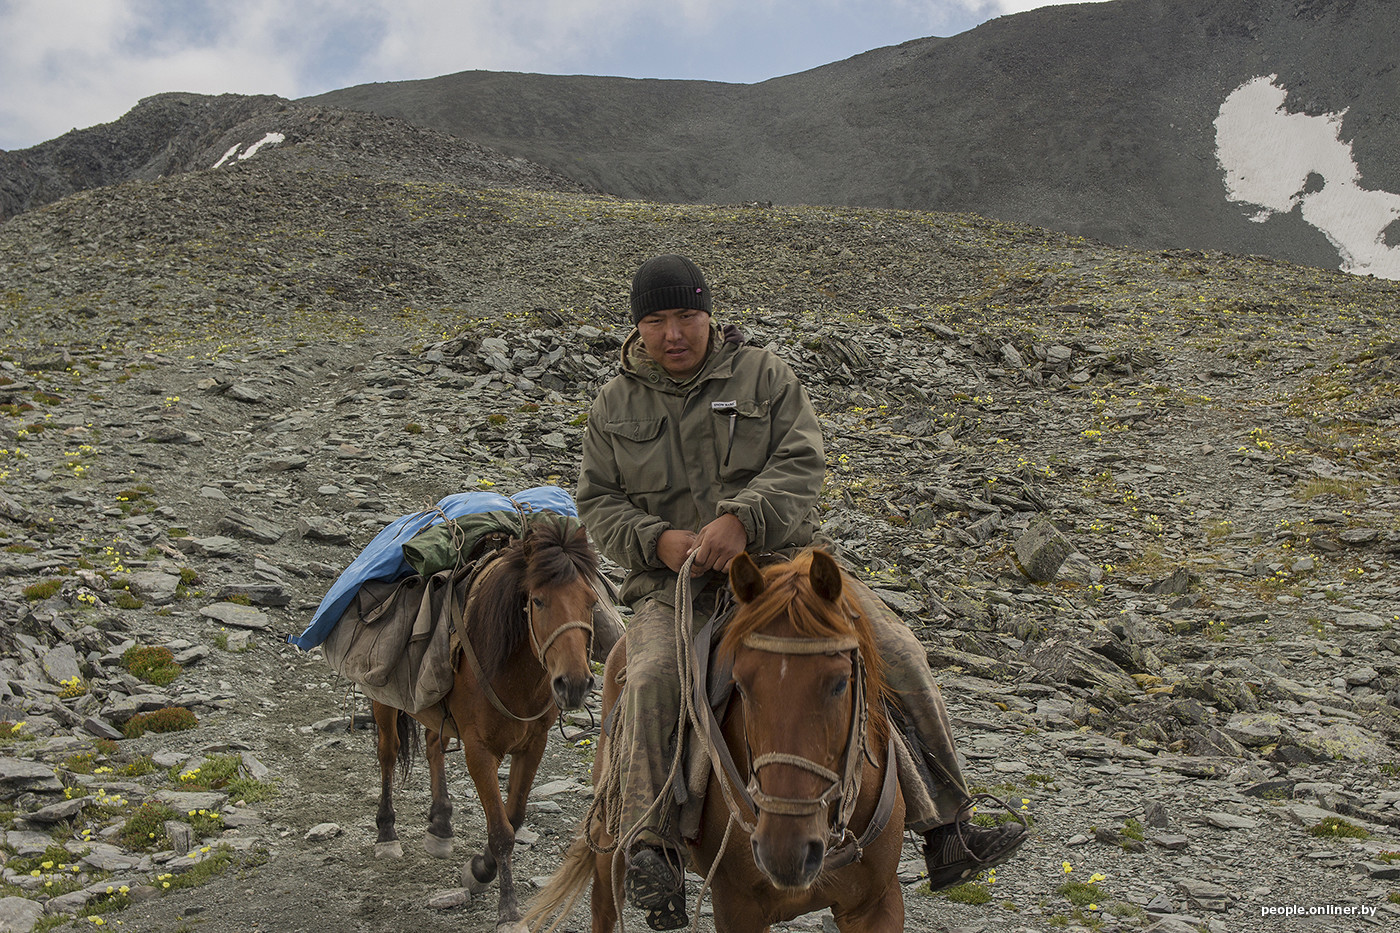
[620,322,747,393]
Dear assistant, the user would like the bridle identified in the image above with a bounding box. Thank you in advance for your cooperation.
[457,548,595,724]
[681,557,899,874]
[526,589,595,674]
[735,632,892,867]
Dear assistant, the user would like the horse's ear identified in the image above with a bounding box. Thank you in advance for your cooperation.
[729,552,765,603]
[809,550,843,603]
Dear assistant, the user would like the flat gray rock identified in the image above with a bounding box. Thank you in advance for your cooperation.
[0,896,45,931]
[126,570,182,605]
[1203,811,1259,829]
[304,822,342,842]
[216,508,286,543]
[22,796,90,824]
[39,643,81,686]
[0,758,64,794]
[199,602,271,630]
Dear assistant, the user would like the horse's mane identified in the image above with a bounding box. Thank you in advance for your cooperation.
[466,516,598,681]
[717,551,891,747]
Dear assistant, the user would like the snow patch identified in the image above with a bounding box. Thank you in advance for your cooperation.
[239,132,285,160]
[211,132,286,169]
[1215,75,1400,279]
[212,144,241,169]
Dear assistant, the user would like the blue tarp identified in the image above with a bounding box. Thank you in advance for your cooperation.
[289,485,578,650]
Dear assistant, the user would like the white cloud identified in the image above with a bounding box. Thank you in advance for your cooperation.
[346,0,753,83]
[0,0,300,148]
[987,0,1115,13]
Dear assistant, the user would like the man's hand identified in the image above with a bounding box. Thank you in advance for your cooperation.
[656,528,699,574]
[688,513,748,576]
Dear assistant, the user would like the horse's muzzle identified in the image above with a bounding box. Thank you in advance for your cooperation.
[552,673,595,711]
[751,832,825,891]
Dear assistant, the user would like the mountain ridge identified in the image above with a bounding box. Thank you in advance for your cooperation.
[5,0,1398,277]
[305,0,1400,274]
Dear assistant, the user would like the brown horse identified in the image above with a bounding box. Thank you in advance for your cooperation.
[529,548,906,933]
[374,518,600,933]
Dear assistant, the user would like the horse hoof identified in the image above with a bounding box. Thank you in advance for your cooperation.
[424,832,454,859]
[462,863,493,895]
[374,841,403,859]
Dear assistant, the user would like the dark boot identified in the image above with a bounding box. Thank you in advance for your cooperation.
[922,821,1027,890]
[623,845,688,931]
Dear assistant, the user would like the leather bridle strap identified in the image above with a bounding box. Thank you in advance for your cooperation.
[741,633,858,655]
[455,553,555,723]
[687,582,760,833]
[748,753,842,817]
[529,613,593,667]
[822,733,900,872]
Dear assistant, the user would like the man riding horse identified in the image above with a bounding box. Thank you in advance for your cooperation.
[576,254,1027,930]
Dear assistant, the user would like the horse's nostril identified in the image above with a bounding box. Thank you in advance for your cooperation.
[553,675,590,709]
[803,840,824,877]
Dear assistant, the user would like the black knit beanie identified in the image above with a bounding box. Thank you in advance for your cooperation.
[629,254,712,324]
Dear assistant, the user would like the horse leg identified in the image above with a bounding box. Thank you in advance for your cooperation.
[372,702,404,859]
[480,731,548,929]
[831,881,904,933]
[423,727,454,858]
[470,730,548,931]
[502,730,547,832]
[460,743,528,932]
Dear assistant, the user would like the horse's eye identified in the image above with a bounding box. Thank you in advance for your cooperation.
[531,596,545,609]
[830,677,849,699]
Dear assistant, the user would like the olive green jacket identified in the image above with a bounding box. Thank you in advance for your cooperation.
[577,323,825,607]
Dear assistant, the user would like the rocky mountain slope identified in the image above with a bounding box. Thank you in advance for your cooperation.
[1,122,1399,933]
[0,92,590,222]
[305,0,1400,276]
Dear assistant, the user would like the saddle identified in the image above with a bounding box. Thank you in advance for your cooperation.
[677,592,738,836]
[321,532,511,716]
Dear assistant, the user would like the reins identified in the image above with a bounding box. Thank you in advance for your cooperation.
[584,554,899,933]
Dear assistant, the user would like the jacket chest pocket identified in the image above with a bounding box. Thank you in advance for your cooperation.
[713,399,771,480]
[603,417,671,494]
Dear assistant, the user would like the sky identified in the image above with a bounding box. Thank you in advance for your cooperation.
[0,0,1114,152]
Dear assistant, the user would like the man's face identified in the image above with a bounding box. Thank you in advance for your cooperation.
[637,307,711,379]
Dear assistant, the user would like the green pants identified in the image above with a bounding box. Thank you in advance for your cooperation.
[611,571,968,847]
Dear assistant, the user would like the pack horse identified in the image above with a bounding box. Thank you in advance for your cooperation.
[373,517,600,933]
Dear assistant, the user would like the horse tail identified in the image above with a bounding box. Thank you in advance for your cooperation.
[395,709,419,784]
[522,832,594,933]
